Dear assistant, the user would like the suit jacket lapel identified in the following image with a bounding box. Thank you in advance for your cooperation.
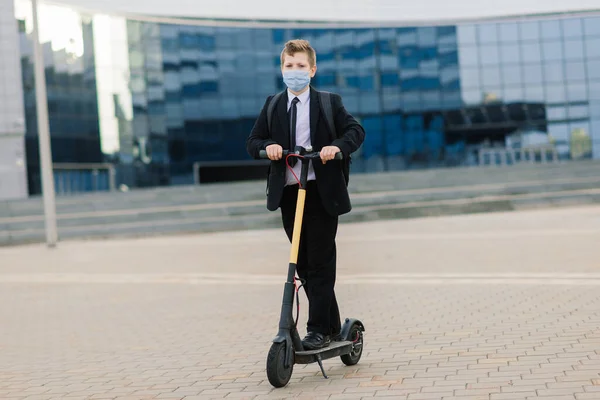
[309,86,320,146]
[275,90,290,149]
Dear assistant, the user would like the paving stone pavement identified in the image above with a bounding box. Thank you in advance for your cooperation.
[1,206,600,400]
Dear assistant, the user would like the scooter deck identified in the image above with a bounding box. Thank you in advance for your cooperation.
[294,340,355,365]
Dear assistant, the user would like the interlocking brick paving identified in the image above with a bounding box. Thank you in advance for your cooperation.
[1,206,600,399]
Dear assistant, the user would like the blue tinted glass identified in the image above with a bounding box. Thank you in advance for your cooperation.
[478,24,498,43]
[542,41,564,61]
[361,117,383,158]
[383,115,403,155]
[502,87,524,102]
[585,38,600,58]
[589,61,600,80]
[584,17,600,36]
[519,21,540,41]
[500,44,520,64]
[399,46,420,69]
[501,65,522,86]
[381,72,400,87]
[544,63,564,83]
[565,61,586,82]
[481,67,501,87]
[564,40,584,60]
[562,19,583,38]
[541,20,562,40]
[437,26,456,37]
[272,29,285,44]
[546,85,566,102]
[457,25,477,45]
[567,83,588,101]
[418,27,436,46]
[521,43,542,63]
[439,51,458,68]
[458,46,479,67]
[499,23,518,42]
[480,45,500,65]
[459,67,480,88]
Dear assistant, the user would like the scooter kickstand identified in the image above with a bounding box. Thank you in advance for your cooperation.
[315,354,328,379]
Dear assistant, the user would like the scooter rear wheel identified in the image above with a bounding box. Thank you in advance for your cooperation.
[341,324,364,366]
[266,342,294,388]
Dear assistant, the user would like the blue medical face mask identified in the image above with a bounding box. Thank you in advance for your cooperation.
[282,70,311,92]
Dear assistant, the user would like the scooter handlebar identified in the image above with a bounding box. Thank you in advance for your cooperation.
[259,149,343,160]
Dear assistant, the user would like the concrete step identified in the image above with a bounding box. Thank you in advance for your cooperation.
[3,180,600,246]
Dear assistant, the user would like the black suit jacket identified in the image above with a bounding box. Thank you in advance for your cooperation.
[246,86,365,217]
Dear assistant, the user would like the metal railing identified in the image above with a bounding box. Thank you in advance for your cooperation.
[53,163,116,195]
[478,145,559,166]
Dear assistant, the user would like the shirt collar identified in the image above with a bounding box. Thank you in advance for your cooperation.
[287,88,310,104]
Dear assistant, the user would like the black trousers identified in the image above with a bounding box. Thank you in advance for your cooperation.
[280,180,341,336]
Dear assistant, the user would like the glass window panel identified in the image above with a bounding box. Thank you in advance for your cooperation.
[548,122,570,156]
[459,67,480,88]
[481,67,501,87]
[418,27,436,46]
[544,63,565,83]
[541,20,562,40]
[590,118,600,160]
[480,45,500,65]
[568,105,589,119]
[521,43,542,63]
[501,65,522,86]
[524,85,545,102]
[565,61,586,82]
[547,106,567,121]
[585,38,600,58]
[542,41,564,61]
[546,85,566,102]
[462,89,481,105]
[523,64,543,85]
[567,83,588,102]
[503,87,524,102]
[478,24,498,43]
[396,28,417,46]
[520,21,540,41]
[457,25,477,45]
[590,81,600,100]
[564,40,584,60]
[500,44,520,64]
[592,101,600,117]
[589,61,600,80]
[499,23,519,42]
[584,17,600,37]
[562,18,583,38]
[458,46,479,67]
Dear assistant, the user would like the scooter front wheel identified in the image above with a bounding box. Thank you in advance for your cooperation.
[266,342,294,388]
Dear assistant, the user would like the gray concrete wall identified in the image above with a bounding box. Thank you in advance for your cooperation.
[0,0,27,201]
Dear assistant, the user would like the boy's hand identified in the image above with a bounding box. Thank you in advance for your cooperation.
[320,146,341,164]
[265,144,283,160]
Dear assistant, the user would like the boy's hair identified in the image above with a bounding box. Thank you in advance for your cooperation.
[280,39,317,67]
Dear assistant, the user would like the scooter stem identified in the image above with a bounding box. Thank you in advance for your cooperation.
[289,188,306,265]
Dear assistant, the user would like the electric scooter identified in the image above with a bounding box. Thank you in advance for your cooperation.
[259,146,365,388]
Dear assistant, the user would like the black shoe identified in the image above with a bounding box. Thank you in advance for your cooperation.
[302,332,331,350]
[331,332,342,342]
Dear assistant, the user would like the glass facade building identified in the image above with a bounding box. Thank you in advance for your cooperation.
[13,1,600,194]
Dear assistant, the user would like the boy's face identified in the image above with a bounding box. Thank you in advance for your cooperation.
[281,52,317,78]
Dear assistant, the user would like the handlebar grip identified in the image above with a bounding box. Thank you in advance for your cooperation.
[258,149,343,160]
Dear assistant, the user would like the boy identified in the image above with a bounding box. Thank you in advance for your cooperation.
[246,39,365,350]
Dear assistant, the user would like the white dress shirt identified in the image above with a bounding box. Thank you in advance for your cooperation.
[286,89,316,186]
